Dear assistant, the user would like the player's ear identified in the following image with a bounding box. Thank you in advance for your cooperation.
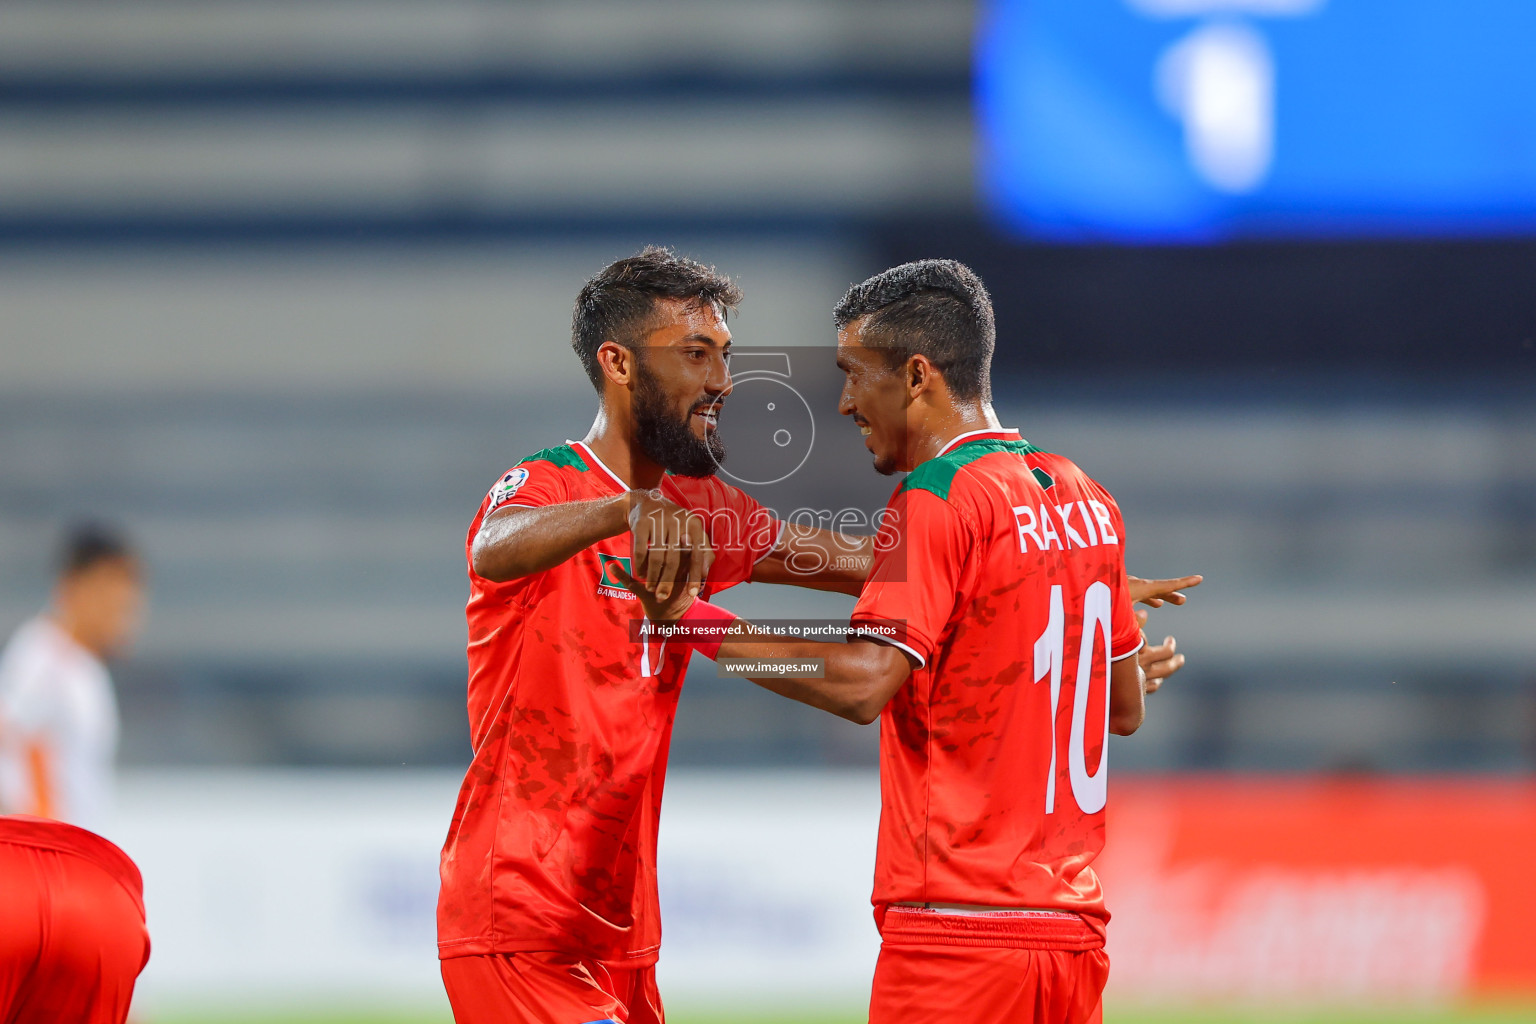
[597,340,636,388]
[906,353,937,398]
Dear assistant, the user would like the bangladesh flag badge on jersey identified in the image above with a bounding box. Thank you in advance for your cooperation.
[596,554,636,599]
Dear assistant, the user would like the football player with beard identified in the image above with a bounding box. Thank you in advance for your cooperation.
[436,247,868,1024]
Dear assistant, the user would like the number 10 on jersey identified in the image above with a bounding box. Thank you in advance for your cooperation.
[1033,582,1113,815]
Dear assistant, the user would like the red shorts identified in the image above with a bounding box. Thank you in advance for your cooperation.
[441,952,663,1024]
[0,815,151,1024]
[868,907,1108,1024]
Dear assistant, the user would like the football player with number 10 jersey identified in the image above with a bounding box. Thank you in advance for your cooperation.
[618,260,1198,1024]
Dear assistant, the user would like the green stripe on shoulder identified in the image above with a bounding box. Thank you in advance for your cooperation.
[900,438,1043,502]
[521,444,590,472]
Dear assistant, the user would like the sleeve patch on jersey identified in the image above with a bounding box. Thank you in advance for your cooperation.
[488,467,530,506]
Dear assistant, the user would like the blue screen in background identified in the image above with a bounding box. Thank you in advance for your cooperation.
[978,0,1536,242]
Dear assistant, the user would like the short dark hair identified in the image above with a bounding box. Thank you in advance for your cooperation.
[59,522,135,577]
[572,246,743,392]
[833,259,995,402]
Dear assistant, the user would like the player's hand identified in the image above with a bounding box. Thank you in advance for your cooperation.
[627,489,713,602]
[1128,574,1202,608]
[1136,608,1185,695]
[609,561,696,625]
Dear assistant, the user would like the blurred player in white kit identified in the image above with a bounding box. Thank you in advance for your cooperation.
[0,523,144,832]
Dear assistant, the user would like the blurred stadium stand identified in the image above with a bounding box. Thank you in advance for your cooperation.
[0,0,1533,777]
[0,1,973,236]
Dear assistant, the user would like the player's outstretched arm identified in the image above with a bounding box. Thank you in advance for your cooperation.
[471,498,631,582]
[613,565,910,723]
[751,527,873,595]
[715,633,912,724]
[472,489,711,591]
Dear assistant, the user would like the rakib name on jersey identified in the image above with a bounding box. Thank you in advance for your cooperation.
[1012,499,1119,553]
[596,553,637,600]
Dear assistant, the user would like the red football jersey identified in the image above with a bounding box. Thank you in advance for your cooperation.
[850,429,1143,942]
[438,440,780,966]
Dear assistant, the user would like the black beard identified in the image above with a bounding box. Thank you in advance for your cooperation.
[633,362,726,478]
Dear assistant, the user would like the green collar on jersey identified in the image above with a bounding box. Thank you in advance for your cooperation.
[900,437,1045,502]
[521,444,590,472]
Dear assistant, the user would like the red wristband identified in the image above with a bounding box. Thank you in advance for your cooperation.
[678,598,737,660]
